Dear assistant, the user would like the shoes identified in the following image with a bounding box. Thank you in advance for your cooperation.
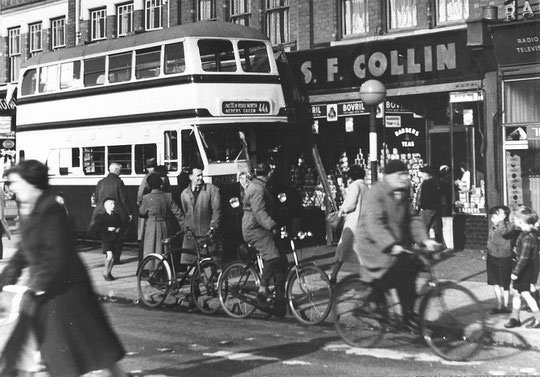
[525,318,540,329]
[504,318,521,328]
[489,307,512,315]
[103,273,116,281]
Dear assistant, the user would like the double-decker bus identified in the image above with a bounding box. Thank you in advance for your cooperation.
[16,22,290,241]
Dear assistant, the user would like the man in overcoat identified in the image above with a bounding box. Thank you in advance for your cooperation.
[242,163,286,313]
[90,163,133,263]
[179,167,221,264]
[355,159,438,325]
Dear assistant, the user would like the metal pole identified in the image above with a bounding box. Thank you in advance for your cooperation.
[369,105,378,182]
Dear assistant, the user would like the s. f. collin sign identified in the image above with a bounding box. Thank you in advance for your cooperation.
[286,30,478,92]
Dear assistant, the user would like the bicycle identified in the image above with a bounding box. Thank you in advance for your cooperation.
[332,245,486,361]
[217,228,333,325]
[136,227,222,314]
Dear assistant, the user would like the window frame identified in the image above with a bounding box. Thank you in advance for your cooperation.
[341,0,369,36]
[8,27,21,83]
[436,0,469,25]
[387,0,417,30]
[266,0,290,45]
[29,22,43,54]
[145,0,163,30]
[230,0,251,25]
[117,2,134,37]
[198,0,217,21]
[90,8,107,41]
[51,17,66,49]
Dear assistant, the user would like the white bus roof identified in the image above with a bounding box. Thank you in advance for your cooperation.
[23,21,269,68]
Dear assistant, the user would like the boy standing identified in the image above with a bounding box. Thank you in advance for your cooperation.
[95,198,123,281]
[504,206,540,328]
[486,205,514,314]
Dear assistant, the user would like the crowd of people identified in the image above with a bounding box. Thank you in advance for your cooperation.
[1,155,540,375]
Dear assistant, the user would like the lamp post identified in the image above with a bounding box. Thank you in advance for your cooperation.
[359,79,386,182]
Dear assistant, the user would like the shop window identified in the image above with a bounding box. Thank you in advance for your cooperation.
[388,0,417,29]
[266,0,290,45]
[341,0,369,36]
[504,79,540,124]
[39,64,59,93]
[238,41,270,73]
[109,52,133,83]
[437,0,468,24]
[198,0,216,21]
[181,129,203,169]
[164,43,186,75]
[164,130,179,172]
[83,146,106,175]
[230,0,251,25]
[21,69,37,96]
[136,47,161,79]
[198,39,237,72]
[135,143,157,174]
[60,61,83,90]
[84,56,106,87]
[108,145,132,175]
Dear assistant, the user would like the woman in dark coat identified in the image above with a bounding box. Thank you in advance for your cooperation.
[0,160,128,377]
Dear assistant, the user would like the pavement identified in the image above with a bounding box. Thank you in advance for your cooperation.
[1,232,540,351]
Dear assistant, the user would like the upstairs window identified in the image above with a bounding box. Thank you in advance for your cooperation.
[238,41,270,73]
[266,0,290,45]
[341,0,369,36]
[198,0,216,21]
[230,0,251,25]
[136,47,161,79]
[109,52,133,83]
[199,39,237,72]
[388,0,417,29]
[437,0,468,24]
[164,42,186,74]
[39,64,59,93]
[91,8,107,41]
[8,27,21,83]
[117,2,134,36]
[51,17,66,49]
[84,56,106,87]
[145,0,163,30]
[29,23,42,55]
[60,61,83,89]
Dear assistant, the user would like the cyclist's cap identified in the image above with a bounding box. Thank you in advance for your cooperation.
[255,162,272,176]
[383,159,408,175]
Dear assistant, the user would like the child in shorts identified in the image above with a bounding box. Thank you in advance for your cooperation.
[94,198,123,281]
[504,206,540,328]
[486,205,514,314]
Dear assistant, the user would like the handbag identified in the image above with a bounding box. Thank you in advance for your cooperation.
[327,211,344,232]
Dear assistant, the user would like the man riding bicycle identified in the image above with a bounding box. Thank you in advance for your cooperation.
[355,159,439,327]
[241,162,287,316]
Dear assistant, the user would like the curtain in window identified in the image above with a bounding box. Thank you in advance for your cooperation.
[343,0,368,35]
[504,79,540,124]
[438,0,468,23]
[389,0,417,29]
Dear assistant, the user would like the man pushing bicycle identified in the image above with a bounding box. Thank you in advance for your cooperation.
[355,159,439,328]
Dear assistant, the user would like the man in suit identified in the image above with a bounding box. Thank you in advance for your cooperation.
[91,162,132,263]
[355,159,438,327]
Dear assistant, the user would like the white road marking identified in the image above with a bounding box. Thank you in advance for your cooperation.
[203,351,279,361]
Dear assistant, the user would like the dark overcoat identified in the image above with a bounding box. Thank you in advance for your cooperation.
[140,189,183,255]
[355,180,428,282]
[93,173,132,224]
[0,191,125,377]
[179,183,221,263]
[242,177,279,260]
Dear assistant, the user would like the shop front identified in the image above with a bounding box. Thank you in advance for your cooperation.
[286,27,490,248]
[490,18,540,215]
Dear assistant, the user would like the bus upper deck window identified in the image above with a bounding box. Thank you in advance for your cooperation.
[60,61,82,90]
[198,39,236,72]
[84,57,106,87]
[39,64,59,93]
[21,69,37,96]
[238,41,270,73]
[164,42,186,75]
[136,47,161,79]
[109,52,132,83]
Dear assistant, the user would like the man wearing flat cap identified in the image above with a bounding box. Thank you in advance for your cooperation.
[355,159,439,327]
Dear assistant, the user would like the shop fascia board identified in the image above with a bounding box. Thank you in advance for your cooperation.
[307,80,482,104]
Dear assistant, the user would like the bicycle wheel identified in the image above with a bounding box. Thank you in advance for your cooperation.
[137,255,172,308]
[333,275,387,347]
[419,282,486,361]
[218,261,259,319]
[287,265,333,325]
[191,260,222,314]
